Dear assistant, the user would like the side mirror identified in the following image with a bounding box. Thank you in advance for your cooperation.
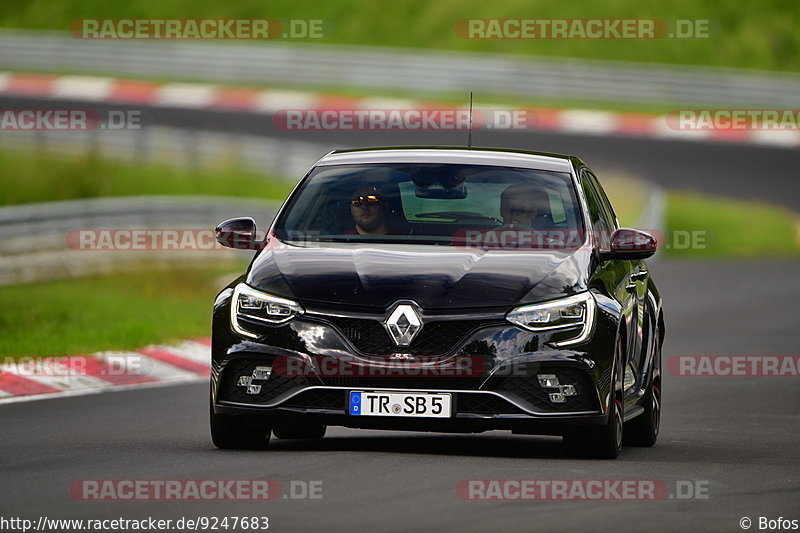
[215,217,259,249]
[599,228,657,260]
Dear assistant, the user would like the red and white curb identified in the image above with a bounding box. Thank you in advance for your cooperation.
[0,71,798,148]
[0,338,210,405]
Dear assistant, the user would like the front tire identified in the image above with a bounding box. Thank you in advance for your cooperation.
[563,335,624,459]
[624,328,661,447]
[210,403,272,449]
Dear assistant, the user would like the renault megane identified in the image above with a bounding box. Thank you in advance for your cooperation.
[210,146,664,459]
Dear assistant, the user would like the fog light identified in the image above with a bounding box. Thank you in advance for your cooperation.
[548,392,566,403]
[237,376,252,387]
[247,384,262,395]
[538,374,559,388]
[252,366,272,380]
[559,384,577,396]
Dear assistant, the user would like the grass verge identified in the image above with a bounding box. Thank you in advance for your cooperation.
[664,191,800,258]
[0,265,245,357]
[597,173,649,227]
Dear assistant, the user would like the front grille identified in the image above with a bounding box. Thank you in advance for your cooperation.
[323,317,496,356]
[491,368,599,413]
[322,376,485,390]
[457,393,525,414]
[218,358,312,404]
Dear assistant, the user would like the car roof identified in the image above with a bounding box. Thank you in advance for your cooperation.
[315,146,579,173]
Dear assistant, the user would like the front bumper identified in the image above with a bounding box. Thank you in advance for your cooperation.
[212,353,610,434]
[211,290,619,434]
[213,401,608,435]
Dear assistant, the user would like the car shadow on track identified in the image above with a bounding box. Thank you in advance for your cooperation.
[264,433,568,459]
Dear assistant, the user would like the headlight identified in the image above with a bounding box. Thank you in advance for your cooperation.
[230,283,304,338]
[506,292,595,347]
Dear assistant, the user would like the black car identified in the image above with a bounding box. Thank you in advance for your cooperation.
[210,146,664,459]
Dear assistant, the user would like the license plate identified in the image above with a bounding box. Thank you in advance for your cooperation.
[349,391,452,418]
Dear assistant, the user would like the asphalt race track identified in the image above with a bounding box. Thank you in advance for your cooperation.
[2,260,799,531]
[1,97,799,532]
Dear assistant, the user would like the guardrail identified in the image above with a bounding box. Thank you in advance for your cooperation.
[0,196,281,286]
[1,29,799,108]
[0,124,329,286]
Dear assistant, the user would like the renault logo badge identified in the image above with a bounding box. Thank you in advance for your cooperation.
[384,304,422,346]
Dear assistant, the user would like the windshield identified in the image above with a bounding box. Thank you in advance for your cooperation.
[274,163,585,248]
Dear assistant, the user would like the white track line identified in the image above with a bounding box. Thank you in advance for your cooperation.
[155,83,216,108]
[0,341,210,405]
[0,377,205,406]
[53,75,114,101]
[0,72,11,93]
[92,350,200,381]
[254,90,317,113]
[161,340,212,366]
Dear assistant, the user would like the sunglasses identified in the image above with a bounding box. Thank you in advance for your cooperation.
[350,195,383,207]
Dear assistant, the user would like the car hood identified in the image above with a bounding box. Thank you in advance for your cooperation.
[246,241,589,310]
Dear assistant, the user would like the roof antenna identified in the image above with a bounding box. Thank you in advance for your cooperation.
[467,91,473,149]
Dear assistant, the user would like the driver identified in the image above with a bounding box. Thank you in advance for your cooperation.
[346,185,397,236]
[499,184,550,228]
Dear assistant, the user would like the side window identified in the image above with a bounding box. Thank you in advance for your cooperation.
[546,189,567,224]
[580,170,616,249]
[585,171,618,229]
[580,173,610,233]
